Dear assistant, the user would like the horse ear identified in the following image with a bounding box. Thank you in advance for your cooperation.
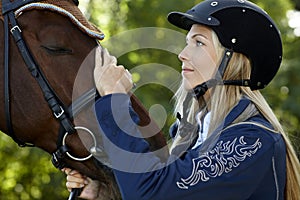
[73,0,79,6]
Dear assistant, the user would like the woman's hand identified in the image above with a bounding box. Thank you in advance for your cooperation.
[94,47,133,96]
[62,168,101,200]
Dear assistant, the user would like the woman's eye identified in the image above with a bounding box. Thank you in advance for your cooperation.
[196,41,204,47]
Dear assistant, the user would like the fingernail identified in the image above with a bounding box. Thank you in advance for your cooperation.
[132,83,137,89]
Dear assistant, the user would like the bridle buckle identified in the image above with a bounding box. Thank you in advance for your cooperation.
[10,25,21,34]
[54,106,65,119]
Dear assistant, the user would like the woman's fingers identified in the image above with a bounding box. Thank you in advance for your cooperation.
[94,64,122,95]
[66,179,87,192]
[94,47,134,95]
[62,168,88,191]
[62,168,102,199]
[119,68,134,92]
[104,49,117,67]
[62,167,71,175]
[94,63,133,96]
[95,47,117,68]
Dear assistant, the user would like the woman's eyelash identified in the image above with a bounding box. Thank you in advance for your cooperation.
[196,40,204,46]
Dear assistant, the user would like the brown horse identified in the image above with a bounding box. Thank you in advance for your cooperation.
[0,0,167,199]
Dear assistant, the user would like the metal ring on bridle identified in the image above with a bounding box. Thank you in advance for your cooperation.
[62,126,97,161]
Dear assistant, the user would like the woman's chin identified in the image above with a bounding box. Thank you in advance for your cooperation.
[183,83,193,91]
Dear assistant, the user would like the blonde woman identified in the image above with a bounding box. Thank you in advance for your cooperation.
[65,0,300,199]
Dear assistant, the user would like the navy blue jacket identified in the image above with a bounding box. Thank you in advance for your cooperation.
[94,94,286,200]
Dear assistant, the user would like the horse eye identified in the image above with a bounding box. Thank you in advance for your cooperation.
[42,45,73,55]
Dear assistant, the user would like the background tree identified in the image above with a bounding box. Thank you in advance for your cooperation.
[0,0,298,199]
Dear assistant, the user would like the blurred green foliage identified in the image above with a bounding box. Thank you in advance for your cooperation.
[0,134,68,199]
[0,0,299,199]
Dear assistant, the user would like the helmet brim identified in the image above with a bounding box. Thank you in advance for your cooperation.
[168,11,219,31]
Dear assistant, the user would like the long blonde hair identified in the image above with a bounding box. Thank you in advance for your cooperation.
[171,30,300,199]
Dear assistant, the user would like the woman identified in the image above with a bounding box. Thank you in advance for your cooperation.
[64,0,300,199]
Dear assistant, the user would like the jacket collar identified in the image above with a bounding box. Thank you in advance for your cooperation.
[197,97,252,153]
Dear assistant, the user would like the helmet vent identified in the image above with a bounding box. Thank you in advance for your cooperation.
[257,82,262,87]
[211,2,218,7]
[238,0,245,3]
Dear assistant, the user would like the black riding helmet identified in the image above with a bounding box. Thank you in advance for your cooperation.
[168,0,282,90]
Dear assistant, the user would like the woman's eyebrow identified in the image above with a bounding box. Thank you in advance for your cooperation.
[192,33,208,39]
[186,33,208,42]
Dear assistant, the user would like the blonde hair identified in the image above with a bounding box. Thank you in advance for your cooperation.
[171,29,300,199]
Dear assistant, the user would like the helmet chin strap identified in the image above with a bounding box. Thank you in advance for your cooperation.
[191,48,251,100]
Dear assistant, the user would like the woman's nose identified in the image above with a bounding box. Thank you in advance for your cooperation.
[178,46,189,62]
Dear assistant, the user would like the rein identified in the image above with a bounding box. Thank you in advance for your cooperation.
[2,0,101,198]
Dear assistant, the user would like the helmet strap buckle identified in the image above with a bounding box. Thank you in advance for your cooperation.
[192,48,233,99]
[216,48,233,79]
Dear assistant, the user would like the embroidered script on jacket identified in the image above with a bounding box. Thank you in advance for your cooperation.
[176,136,262,189]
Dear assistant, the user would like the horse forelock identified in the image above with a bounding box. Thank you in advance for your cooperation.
[0,0,105,40]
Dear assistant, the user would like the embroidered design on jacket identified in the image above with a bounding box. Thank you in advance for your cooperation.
[176,136,262,189]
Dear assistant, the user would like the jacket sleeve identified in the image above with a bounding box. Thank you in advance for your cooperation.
[94,94,279,200]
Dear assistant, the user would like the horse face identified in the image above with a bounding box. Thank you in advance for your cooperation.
[0,7,122,199]
[12,9,94,148]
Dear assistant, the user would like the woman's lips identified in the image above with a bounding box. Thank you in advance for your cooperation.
[182,68,194,73]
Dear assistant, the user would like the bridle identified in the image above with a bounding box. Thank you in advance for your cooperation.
[2,0,102,171]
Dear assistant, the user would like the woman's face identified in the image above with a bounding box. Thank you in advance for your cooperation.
[179,24,218,90]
